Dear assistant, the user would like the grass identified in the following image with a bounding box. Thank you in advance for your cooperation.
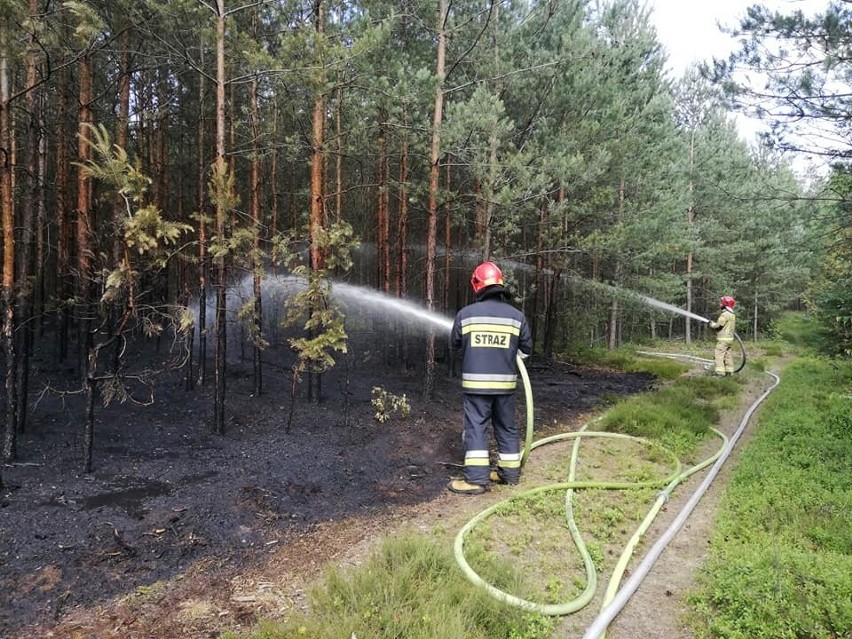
[576,346,689,380]
[597,374,740,456]
[686,319,852,638]
[222,533,557,639]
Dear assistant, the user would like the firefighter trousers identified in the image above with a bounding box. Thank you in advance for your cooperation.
[714,339,734,374]
[461,393,521,485]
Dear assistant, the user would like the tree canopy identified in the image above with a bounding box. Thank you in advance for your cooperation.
[0,0,843,465]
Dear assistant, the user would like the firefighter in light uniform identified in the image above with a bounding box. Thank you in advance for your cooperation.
[448,262,533,495]
[708,295,736,376]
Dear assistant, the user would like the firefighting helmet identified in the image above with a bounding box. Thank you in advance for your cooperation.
[470,261,503,294]
[720,295,736,310]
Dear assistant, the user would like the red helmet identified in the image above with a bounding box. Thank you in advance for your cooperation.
[470,261,503,294]
[720,295,735,309]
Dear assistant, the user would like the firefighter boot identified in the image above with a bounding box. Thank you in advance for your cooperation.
[447,479,488,495]
[489,470,519,485]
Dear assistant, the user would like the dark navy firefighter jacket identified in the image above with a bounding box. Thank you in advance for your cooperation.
[451,287,533,394]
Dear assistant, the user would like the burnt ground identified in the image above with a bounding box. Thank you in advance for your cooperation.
[0,332,655,639]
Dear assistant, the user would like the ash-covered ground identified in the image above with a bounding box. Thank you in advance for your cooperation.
[1,324,654,638]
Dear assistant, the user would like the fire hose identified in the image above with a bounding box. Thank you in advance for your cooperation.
[454,349,778,637]
[733,332,747,373]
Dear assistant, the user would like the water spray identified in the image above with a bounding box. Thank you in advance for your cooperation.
[331,282,454,332]
[634,295,710,324]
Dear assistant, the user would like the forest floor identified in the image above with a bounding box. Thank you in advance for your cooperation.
[0,332,774,639]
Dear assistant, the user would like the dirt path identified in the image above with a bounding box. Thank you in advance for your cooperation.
[590,367,782,639]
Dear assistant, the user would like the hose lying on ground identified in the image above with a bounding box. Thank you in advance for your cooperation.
[453,351,777,638]
[582,362,779,639]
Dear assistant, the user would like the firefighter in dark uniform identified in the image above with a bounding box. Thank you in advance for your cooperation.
[448,261,533,495]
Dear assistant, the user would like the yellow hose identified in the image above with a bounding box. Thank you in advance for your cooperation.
[454,355,728,617]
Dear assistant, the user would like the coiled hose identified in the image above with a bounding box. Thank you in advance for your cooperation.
[454,350,776,637]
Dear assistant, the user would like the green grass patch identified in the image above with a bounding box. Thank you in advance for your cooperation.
[687,357,852,638]
[755,341,786,358]
[469,490,589,603]
[569,346,689,380]
[229,361,726,639]
[223,533,557,639]
[597,375,740,456]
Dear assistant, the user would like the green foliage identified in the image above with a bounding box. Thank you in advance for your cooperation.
[572,347,689,381]
[599,375,739,455]
[64,0,105,45]
[76,125,151,202]
[78,125,192,334]
[691,546,852,639]
[706,2,852,343]
[716,2,852,162]
[124,205,188,256]
[236,300,269,351]
[279,222,359,380]
[76,123,191,320]
[370,386,411,424]
[208,161,240,260]
[772,312,824,352]
[287,294,348,376]
[688,357,852,638]
[224,534,556,639]
[10,0,825,371]
[806,167,852,356]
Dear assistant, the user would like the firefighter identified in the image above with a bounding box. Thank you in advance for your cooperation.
[708,295,737,376]
[448,261,533,495]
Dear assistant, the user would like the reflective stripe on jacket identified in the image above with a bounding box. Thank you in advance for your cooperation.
[451,298,532,395]
[709,309,736,341]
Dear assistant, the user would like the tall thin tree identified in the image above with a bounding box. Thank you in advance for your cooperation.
[213,0,229,434]
[424,0,448,399]
[1,30,18,462]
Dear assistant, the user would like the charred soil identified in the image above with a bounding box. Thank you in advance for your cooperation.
[0,338,655,639]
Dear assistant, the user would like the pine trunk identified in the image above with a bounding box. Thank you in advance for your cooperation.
[335,81,342,224]
[250,74,263,396]
[397,127,411,365]
[213,0,228,434]
[55,25,70,361]
[196,45,208,388]
[309,9,326,274]
[543,271,558,361]
[271,106,279,235]
[377,116,390,293]
[753,293,758,341]
[17,3,40,436]
[1,35,19,462]
[77,50,95,470]
[608,178,626,350]
[424,0,447,399]
[442,159,451,313]
[396,123,409,299]
[685,128,696,345]
[308,0,327,403]
[532,201,546,349]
